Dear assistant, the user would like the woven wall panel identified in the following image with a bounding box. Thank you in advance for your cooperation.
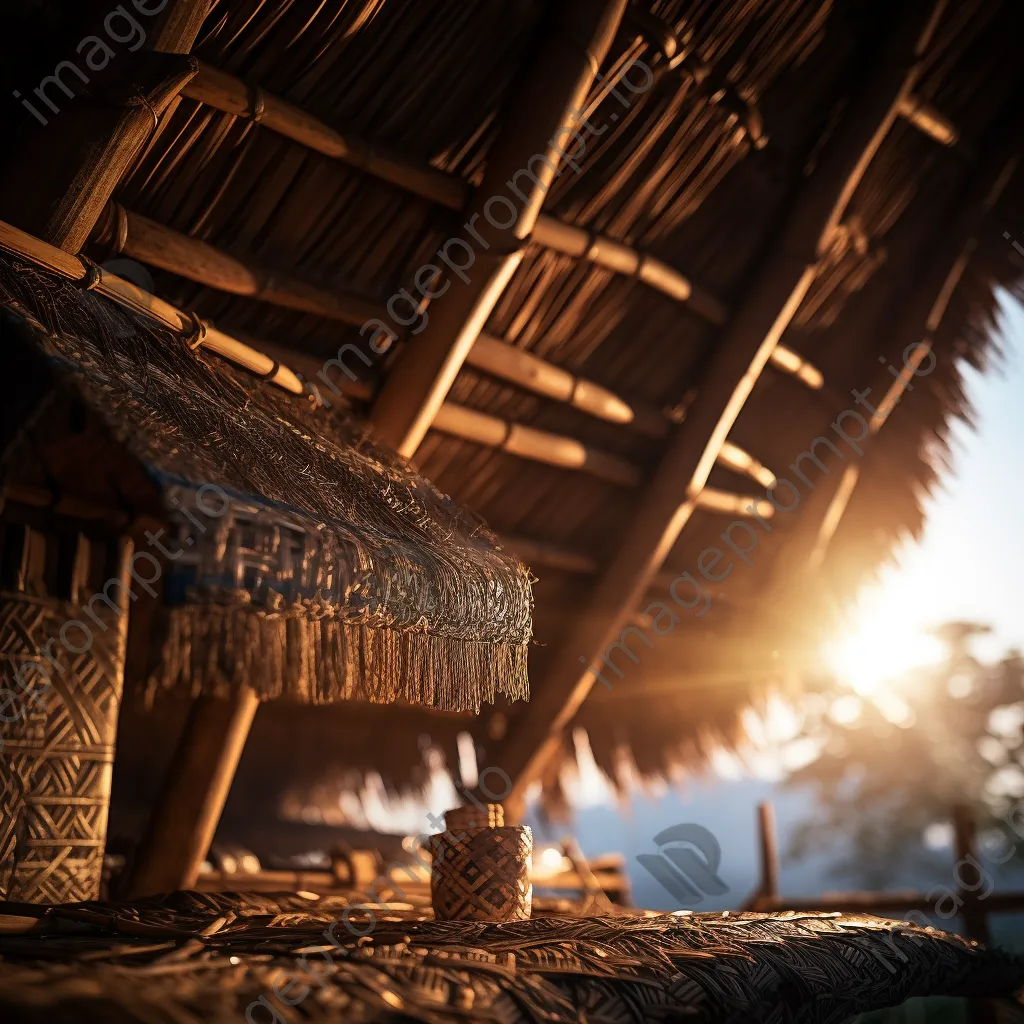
[0,590,127,903]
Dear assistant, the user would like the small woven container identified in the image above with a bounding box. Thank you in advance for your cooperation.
[431,804,533,921]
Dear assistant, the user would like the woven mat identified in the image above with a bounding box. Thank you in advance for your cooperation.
[1,891,1023,1022]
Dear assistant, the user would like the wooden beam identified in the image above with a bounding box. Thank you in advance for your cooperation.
[0,54,197,253]
[92,204,384,327]
[696,489,775,519]
[717,441,776,489]
[898,94,958,146]
[181,59,728,345]
[769,345,824,389]
[490,2,950,815]
[124,686,260,896]
[468,332,667,434]
[502,535,599,575]
[368,0,631,457]
[431,403,641,487]
[151,0,212,53]
[530,217,727,325]
[181,62,466,209]
[0,218,302,394]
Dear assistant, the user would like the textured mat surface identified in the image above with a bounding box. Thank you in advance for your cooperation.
[0,891,1023,1022]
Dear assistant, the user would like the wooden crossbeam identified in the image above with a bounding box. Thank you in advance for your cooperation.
[431,403,642,487]
[898,94,958,146]
[178,54,729,389]
[531,217,727,324]
[488,2,952,816]
[768,345,824,388]
[92,204,384,327]
[467,332,667,435]
[0,218,302,394]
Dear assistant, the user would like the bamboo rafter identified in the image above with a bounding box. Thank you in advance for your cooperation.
[178,59,728,326]
[431,403,641,487]
[0,218,302,394]
[92,204,385,327]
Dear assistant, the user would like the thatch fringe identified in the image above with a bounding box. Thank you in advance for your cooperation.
[150,602,530,712]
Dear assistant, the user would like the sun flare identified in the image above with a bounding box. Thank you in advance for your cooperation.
[820,588,946,696]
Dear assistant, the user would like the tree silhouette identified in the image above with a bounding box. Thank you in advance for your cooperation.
[786,622,1024,887]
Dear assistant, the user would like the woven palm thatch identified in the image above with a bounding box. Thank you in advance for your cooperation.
[0,255,532,712]
[0,892,1022,1022]
[50,0,1019,820]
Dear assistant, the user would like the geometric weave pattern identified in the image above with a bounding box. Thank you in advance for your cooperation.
[2,898,1024,1023]
[0,590,127,903]
[431,825,533,921]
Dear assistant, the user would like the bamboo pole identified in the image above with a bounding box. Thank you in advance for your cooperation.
[181,62,467,210]
[490,2,952,815]
[531,218,727,325]
[717,441,776,489]
[0,218,302,394]
[768,345,824,389]
[431,403,641,487]
[898,94,958,146]
[180,60,731,344]
[0,52,197,254]
[152,0,212,53]
[369,0,631,457]
[92,204,384,327]
[125,687,261,897]
[468,332,667,433]
[696,489,775,519]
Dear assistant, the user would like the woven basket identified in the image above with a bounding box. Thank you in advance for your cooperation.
[431,808,532,921]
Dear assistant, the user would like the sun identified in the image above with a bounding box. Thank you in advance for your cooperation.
[820,587,946,696]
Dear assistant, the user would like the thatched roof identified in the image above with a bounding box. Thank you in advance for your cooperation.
[5,0,1024,821]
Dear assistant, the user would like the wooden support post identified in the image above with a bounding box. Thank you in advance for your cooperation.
[952,804,999,1024]
[124,686,260,896]
[952,804,991,946]
[757,802,781,904]
[369,0,630,458]
[491,2,949,815]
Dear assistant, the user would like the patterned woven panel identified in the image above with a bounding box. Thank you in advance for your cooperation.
[0,592,126,903]
[431,824,533,921]
[1,896,1024,1022]
[0,258,533,713]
